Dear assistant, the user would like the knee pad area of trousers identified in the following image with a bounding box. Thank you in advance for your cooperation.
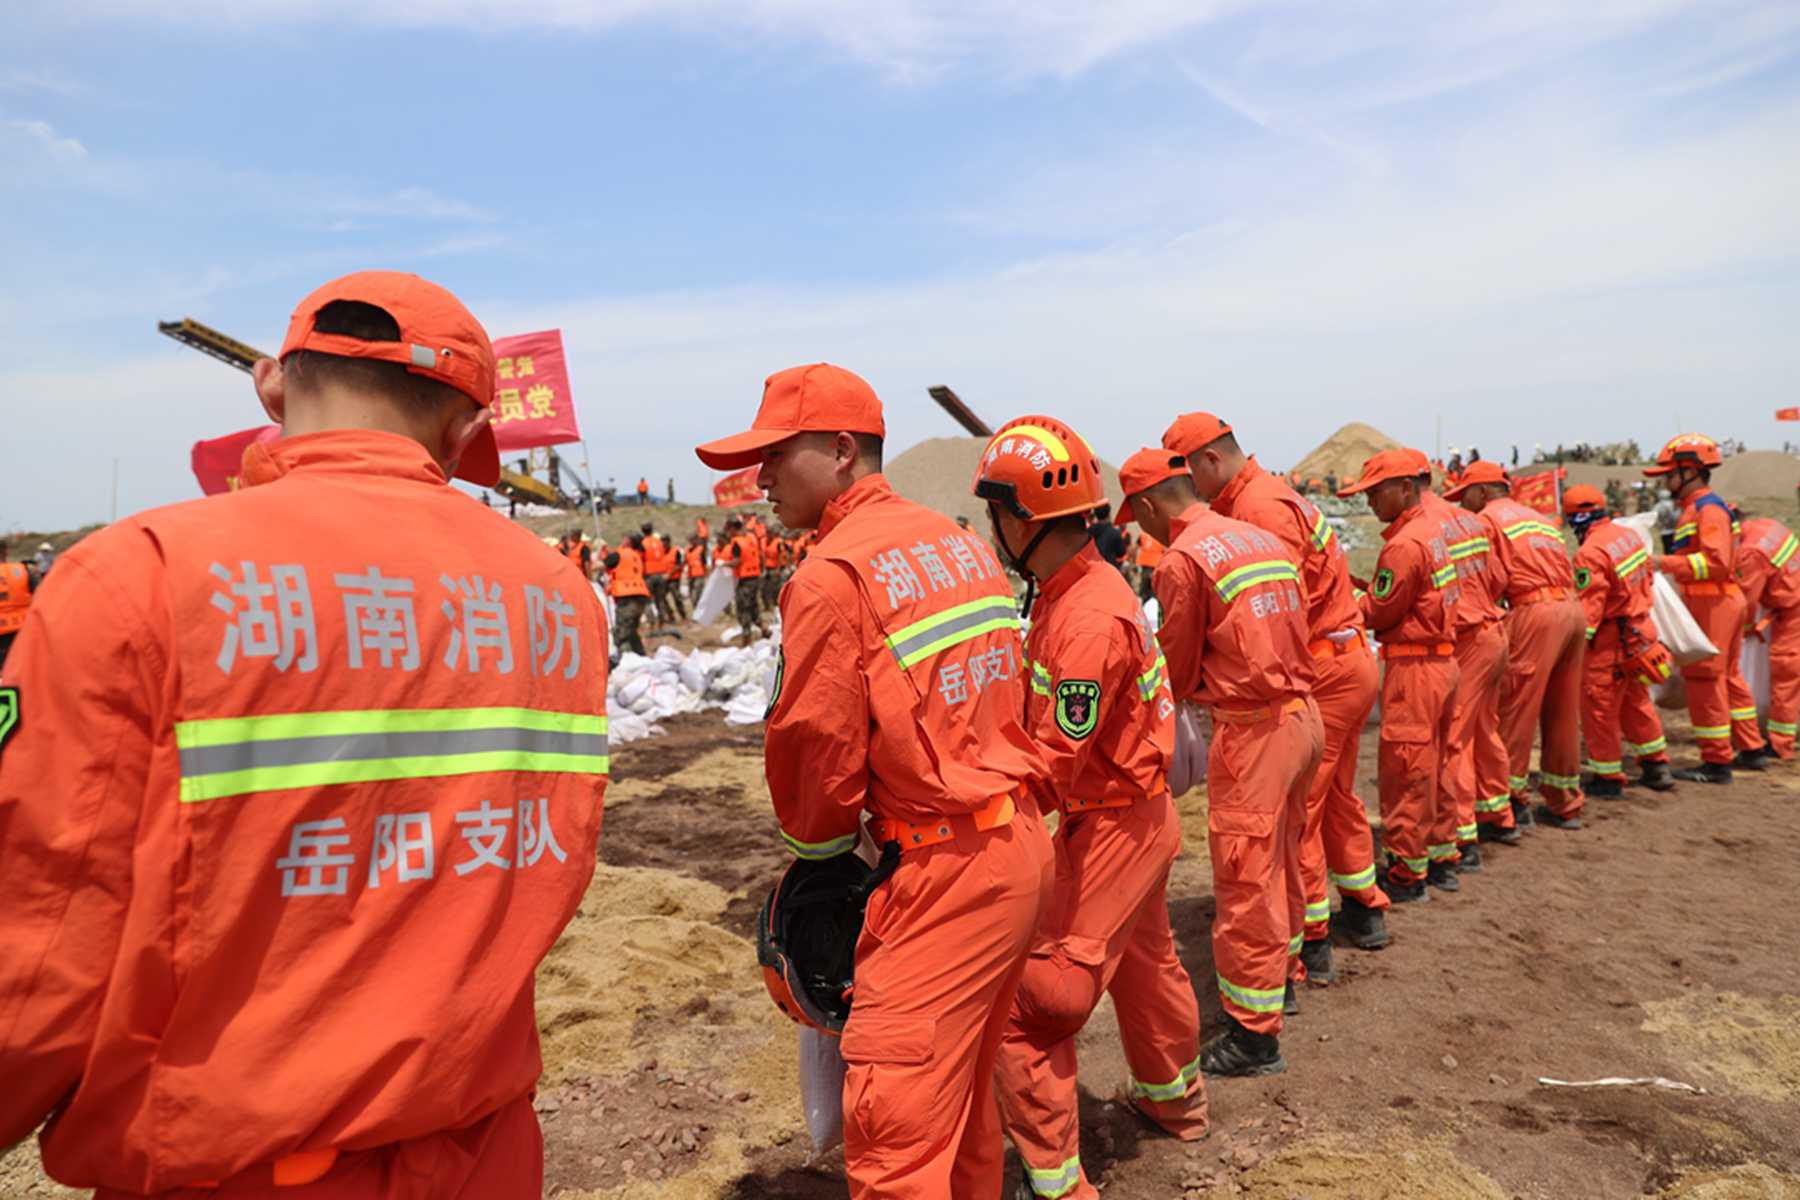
[1015,956,1104,1040]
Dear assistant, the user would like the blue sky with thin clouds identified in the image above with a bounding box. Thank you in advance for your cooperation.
[3,1,1798,530]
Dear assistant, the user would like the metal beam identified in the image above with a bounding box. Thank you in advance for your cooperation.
[928,385,993,438]
[158,319,270,374]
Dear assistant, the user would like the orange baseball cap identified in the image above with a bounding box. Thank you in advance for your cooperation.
[1160,412,1233,456]
[1114,448,1190,524]
[695,363,886,470]
[1561,483,1606,514]
[279,270,500,487]
[1337,448,1427,497]
[1442,459,1511,500]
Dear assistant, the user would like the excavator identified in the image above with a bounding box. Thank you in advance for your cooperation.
[157,317,598,510]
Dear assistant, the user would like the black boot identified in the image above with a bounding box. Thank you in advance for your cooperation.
[1377,867,1429,905]
[1299,937,1336,983]
[1586,776,1624,799]
[1283,980,1300,1015]
[1638,760,1676,791]
[1198,1014,1286,1078]
[1534,803,1582,830]
[1458,843,1483,872]
[1672,762,1732,784]
[1330,895,1392,948]
[1478,821,1523,846]
[1427,858,1461,892]
[1511,798,1536,830]
[1735,747,1775,772]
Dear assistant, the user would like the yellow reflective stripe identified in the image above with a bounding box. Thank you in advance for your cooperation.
[1687,553,1708,580]
[1304,899,1331,923]
[1447,536,1490,561]
[175,705,605,747]
[1693,724,1730,739]
[1397,854,1428,873]
[1504,520,1561,540]
[1586,759,1623,775]
[1625,737,1668,754]
[886,595,1021,669]
[1217,973,1285,1013]
[780,829,860,860]
[1539,772,1582,789]
[1456,823,1478,841]
[1331,864,1377,890]
[1730,707,1759,721]
[1029,660,1053,696]
[1310,511,1334,551]
[1617,547,1649,578]
[1136,652,1167,701]
[1775,535,1799,568]
[1673,523,1697,540]
[1287,933,1303,955]
[1130,1053,1202,1103]
[1585,626,1599,637]
[1431,564,1457,588]
[1475,794,1511,813]
[1428,841,1459,861]
[1214,558,1300,603]
[1003,423,1073,463]
[1769,721,1798,736]
[1508,775,1530,790]
[1023,1155,1083,1198]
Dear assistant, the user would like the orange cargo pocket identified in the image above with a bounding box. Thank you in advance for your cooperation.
[1209,807,1275,885]
[841,1014,937,1155]
[1057,933,1109,969]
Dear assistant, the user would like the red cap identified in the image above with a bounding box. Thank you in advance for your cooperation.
[1442,459,1511,500]
[280,271,499,487]
[1160,412,1233,457]
[695,364,886,470]
[1338,448,1427,497]
[1562,483,1606,514]
[1114,448,1190,525]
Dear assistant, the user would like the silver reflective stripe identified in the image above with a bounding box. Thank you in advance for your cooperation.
[181,726,606,778]
[886,595,1020,669]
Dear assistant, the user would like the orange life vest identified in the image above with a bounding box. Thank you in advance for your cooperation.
[731,534,763,580]
[609,545,651,598]
[0,562,31,635]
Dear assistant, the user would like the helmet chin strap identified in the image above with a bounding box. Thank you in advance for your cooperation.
[988,507,1059,620]
[1569,509,1603,543]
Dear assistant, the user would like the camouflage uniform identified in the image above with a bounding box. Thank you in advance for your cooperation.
[614,595,649,656]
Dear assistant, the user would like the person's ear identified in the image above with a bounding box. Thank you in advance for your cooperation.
[253,358,287,425]
[441,403,493,478]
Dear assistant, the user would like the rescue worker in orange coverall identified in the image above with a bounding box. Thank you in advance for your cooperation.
[1125,451,1323,1077]
[1425,460,1511,878]
[1645,433,1770,781]
[1737,514,1800,759]
[977,429,1206,1200]
[1164,414,1389,979]
[696,363,1053,1200]
[1452,459,1587,829]
[1337,450,1461,902]
[1562,484,1676,796]
[0,272,610,1198]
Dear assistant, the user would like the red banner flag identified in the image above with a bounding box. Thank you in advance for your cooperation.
[490,330,581,452]
[712,466,763,508]
[1777,407,1800,421]
[191,425,279,495]
[1512,466,1566,521]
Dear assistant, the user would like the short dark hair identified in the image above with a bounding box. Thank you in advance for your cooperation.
[282,300,468,415]
[1144,474,1199,506]
[854,433,883,468]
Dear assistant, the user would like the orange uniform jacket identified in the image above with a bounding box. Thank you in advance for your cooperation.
[729,534,763,580]
[1361,503,1458,647]
[0,431,609,1193]
[1659,488,1736,586]
[763,474,1047,858]
[1421,491,1505,633]
[0,561,32,635]
[609,544,651,598]
[1739,517,1800,614]
[1152,502,1316,707]
[1209,459,1363,642]
[1574,519,1657,646]
[1478,496,1575,599]
[1025,543,1172,810]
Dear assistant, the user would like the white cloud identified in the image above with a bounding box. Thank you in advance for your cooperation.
[0,67,86,96]
[3,116,88,161]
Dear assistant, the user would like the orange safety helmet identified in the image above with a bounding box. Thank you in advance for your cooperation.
[755,848,897,1034]
[971,415,1105,521]
[1561,484,1607,515]
[1643,433,1723,476]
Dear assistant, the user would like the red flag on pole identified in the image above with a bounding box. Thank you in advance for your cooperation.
[490,330,582,452]
[712,466,763,508]
[191,425,279,495]
[1512,466,1566,521]
[1777,407,1800,421]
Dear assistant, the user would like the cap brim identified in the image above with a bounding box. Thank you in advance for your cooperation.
[1440,479,1473,500]
[1642,464,1675,476]
[1114,503,1137,526]
[695,427,797,471]
[1336,478,1376,497]
[455,422,501,488]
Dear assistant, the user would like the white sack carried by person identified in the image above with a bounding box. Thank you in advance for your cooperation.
[1616,513,1718,667]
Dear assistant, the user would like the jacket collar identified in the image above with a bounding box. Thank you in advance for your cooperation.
[1037,539,1105,608]
[1169,500,1210,542]
[1212,457,1264,512]
[817,472,896,539]
[241,429,450,490]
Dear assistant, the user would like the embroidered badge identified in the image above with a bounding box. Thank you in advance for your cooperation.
[1055,679,1101,740]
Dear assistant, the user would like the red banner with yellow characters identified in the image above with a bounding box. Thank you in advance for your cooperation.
[1512,466,1565,521]
[490,329,581,451]
[191,424,280,495]
[712,466,763,508]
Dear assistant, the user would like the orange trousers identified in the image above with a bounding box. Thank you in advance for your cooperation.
[1298,644,1387,940]
[96,1094,544,1200]
[1501,599,1585,818]
[1580,635,1669,778]
[1376,656,1458,883]
[1445,622,1510,844]
[1677,590,1758,765]
[996,796,1206,1200]
[1763,605,1800,758]
[842,809,1054,1200]
[1207,701,1322,1036]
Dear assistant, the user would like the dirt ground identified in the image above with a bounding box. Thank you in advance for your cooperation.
[17,702,1794,1200]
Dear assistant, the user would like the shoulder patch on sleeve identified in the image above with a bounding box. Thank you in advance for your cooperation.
[1574,566,1592,591]
[1054,679,1101,740]
[0,686,17,752]
[1372,567,1395,599]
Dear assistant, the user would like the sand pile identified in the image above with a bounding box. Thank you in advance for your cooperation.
[1289,422,1401,484]
[1641,991,1800,1101]
[885,436,1124,526]
[1717,451,1800,502]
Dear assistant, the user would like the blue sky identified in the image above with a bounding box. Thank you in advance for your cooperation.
[4,1,1798,531]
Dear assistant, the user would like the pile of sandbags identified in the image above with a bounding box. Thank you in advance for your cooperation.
[606,640,781,743]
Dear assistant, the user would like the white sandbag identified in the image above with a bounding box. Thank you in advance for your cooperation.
[1743,634,1771,717]
[1614,514,1717,666]
[607,712,663,745]
[798,1026,847,1163]
[692,565,736,626]
[615,673,654,709]
[724,685,769,725]
[1168,702,1211,797]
